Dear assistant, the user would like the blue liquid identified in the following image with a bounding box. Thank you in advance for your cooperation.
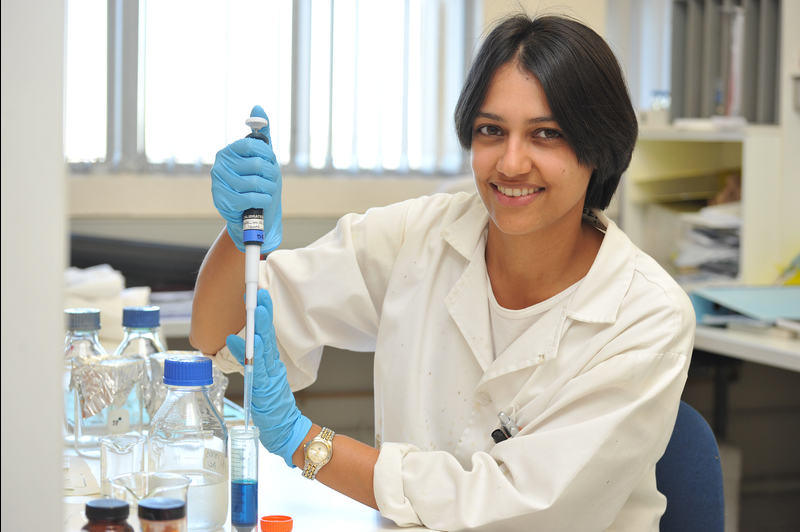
[231,479,258,531]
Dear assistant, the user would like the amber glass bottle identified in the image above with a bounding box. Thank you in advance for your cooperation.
[82,499,134,532]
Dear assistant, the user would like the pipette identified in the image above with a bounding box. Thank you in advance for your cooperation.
[242,114,270,429]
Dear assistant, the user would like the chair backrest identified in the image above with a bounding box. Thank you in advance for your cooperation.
[656,401,725,532]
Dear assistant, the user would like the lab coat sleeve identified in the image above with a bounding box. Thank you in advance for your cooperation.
[373,308,694,531]
[217,198,415,389]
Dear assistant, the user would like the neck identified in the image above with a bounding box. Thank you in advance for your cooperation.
[486,213,603,310]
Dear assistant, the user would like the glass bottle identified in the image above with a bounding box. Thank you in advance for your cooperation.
[82,498,134,532]
[63,308,104,447]
[68,308,146,458]
[148,356,228,532]
[115,306,167,425]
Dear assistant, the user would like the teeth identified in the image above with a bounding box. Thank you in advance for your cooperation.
[497,186,541,197]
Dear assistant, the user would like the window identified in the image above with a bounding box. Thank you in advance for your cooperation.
[65,0,482,175]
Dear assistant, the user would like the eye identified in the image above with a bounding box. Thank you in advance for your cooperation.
[476,125,502,136]
[534,128,562,139]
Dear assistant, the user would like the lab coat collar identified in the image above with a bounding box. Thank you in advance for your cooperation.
[566,209,635,324]
[441,194,494,370]
[441,198,634,371]
[440,194,490,260]
[444,226,494,371]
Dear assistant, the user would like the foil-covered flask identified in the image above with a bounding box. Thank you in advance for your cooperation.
[65,308,145,458]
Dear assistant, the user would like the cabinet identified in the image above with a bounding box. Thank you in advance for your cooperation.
[621,125,782,284]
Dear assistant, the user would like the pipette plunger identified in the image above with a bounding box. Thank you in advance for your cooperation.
[241,115,269,429]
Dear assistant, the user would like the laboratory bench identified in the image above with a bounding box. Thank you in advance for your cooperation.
[63,402,422,532]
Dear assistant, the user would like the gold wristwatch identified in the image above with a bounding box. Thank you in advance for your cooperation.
[302,427,335,480]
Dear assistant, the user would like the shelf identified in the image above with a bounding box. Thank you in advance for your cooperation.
[639,126,748,142]
[638,124,780,142]
[629,138,741,183]
[622,126,782,285]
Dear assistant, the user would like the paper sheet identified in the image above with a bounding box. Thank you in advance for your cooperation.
[63,456,100,496]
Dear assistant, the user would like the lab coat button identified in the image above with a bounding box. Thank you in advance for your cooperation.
[476,392,491,405]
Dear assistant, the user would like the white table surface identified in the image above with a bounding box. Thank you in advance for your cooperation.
[694,324,800,373]
[63,443,426,532]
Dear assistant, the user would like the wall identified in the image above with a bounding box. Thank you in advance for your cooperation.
[0,0,66,530]
[780,0,800,265]
[484,0,607,34]
[69,0,611,250]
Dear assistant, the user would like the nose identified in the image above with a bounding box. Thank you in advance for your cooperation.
[496,137,532,177]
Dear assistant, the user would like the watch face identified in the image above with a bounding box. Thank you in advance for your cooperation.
[307,440,330,463]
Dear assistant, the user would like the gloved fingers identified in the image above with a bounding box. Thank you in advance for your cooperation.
[226,333,270,395]
[212,184,278,218]
[214,143,278,180]
[213,163,280,194]
[253,303,282,379]
[257,288,275,319]
[225,333,246,366]
[227,137,277,164]
[219,197,278,228]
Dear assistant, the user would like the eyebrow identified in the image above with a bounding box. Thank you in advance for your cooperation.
[476,112,557,125]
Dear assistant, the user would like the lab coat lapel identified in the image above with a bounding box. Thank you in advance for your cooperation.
[442,200,494,372]
[479,305,568,385]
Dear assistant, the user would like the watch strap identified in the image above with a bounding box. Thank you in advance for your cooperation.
[318,427,335,443]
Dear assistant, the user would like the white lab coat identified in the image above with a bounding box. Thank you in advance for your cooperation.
[217,192,696,531]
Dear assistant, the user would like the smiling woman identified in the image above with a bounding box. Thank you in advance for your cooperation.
[191,12,696,532]
[453,14,639,311]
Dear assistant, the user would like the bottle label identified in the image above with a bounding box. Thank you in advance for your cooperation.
[204,448,227,476]
[107,409,130,433]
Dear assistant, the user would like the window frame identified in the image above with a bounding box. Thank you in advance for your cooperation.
[68,0,483,178]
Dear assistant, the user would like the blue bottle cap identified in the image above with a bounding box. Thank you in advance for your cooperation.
[65,308,101,331]
[163,355,213,386]
[122,305,161,328]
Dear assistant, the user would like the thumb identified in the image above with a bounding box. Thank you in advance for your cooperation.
[225,334,246,366]
[249,105,272,144]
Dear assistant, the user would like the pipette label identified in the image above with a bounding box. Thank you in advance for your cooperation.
[243,213,264,231]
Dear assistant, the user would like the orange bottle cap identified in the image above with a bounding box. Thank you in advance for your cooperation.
[260,515,293,532]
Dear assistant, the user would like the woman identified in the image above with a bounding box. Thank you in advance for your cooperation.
[191,13,695,531]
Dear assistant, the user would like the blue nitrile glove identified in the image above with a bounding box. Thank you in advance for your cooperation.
[211,105,282,253]
[227,289,312,468]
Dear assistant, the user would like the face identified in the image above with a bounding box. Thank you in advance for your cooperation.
[307,441,330,462]
[471,63,593,239]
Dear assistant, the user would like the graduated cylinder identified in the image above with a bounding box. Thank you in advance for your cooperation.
[230,425,260,532]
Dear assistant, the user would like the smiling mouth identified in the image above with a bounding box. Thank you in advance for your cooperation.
[495,185,544,197]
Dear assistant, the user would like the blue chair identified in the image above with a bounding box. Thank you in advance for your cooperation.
[656,401,725,532]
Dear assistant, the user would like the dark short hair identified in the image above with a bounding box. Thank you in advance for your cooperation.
[454,14,638,210]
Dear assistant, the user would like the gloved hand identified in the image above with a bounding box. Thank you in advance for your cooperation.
[211,105,282,253]
[227,289,312,467]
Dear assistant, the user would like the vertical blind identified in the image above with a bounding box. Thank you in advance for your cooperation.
[65,0,482,175]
